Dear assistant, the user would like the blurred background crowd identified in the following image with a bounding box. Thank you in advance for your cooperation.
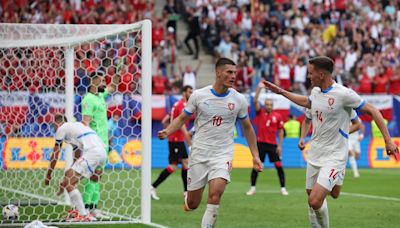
[1,0,400,95]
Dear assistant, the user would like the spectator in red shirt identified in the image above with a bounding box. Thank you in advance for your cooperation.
[152,18,164,48]
[152,70,169,94]
[150,85,193,200]
[358,73,372,94]
[246,82,288,196]
[389,65,400,95]
[275,58,291,91]
[235,60,254,93]
[373,66,388,94]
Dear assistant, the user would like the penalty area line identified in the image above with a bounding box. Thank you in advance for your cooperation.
[341,192,400,202]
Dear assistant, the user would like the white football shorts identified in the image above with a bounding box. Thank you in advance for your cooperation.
[348,139,361,153]
[306,163,345,192]
[71,147,107,179]
[187,158,233,191]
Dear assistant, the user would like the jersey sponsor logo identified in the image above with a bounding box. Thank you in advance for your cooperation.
[228,103,235,111]
[369,137,400,168]
[2,138,66,169]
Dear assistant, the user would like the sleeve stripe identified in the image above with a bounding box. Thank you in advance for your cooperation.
[338,128,349,139]
[351,115,358,121]
[183,109,192,116]
[239,114,248,120]
[354,100,366,111]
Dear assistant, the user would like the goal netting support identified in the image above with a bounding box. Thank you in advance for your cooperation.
[0,21,152,226]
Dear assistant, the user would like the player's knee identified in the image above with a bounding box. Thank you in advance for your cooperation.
[167,165,177,172]
[208,192,222,205]
[187,198,200,210]
[274,161,282,168]
[90,174,100,182]
[308,197,323,210]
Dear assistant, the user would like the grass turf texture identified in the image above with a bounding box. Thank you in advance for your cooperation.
[1,168,399,228]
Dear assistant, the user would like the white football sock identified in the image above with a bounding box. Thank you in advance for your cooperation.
[314,198,329,228]
[69,189,88,216]
[201,204,219,228]
[308,206,320,228]
[349,156,359,177]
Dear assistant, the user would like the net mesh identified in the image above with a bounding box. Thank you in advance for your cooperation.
[0,23,145,224]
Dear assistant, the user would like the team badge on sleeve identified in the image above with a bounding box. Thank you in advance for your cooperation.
[228,103,235,111]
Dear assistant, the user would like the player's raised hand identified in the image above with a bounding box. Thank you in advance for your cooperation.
[257,81,265,88]
[385,141,399,160]
[262,80,284,94]
[253,157,263,172]
[298,139,306,150]
[158,129,168,140]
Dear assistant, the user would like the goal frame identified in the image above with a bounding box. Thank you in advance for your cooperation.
[0,20,152,226]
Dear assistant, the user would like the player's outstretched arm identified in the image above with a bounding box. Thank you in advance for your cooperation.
[359,102,399,159]
[262,80,311,108]
[158,112,191,140]
[298,118,311,150]
[253,82,263,112]
[240,117,263,172]
[45,144,61,186]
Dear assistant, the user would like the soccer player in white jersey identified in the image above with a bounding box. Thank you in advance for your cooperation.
[263,56,398,228]
[348,115,365,178]
[45,115,107,221]
[158,57,263,228]
[299,108,362,227]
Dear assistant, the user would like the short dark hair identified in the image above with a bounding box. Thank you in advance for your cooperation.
[215,57,236,70]
[54,114,67,123]
[182,85,193,93]
[308,56,334,74]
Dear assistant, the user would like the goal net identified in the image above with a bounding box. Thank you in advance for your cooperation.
[0,21,152,226]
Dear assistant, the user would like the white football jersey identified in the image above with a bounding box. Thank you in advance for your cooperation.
[184,85,248,162]
[306,83,364,168]
[55,122,106,152]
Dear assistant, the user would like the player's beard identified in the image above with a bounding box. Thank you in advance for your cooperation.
[98,85,106,93]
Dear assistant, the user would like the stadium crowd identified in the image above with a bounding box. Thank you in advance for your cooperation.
[192,0,400,94]
[1,0,400,95]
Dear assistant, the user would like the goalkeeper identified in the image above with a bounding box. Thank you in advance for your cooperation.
[81,69,120,219]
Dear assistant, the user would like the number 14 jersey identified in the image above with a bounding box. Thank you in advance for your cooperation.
[306,83,364,168]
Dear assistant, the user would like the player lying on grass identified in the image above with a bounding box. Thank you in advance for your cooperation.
[44,114,107,221]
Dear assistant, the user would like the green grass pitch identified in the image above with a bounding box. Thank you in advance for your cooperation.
[1,168,399,228]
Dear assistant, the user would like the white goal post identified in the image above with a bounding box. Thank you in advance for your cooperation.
[0,20,152,226]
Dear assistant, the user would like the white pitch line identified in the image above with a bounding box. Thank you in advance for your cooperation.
[0,186,67,206]
[341,192,400,202]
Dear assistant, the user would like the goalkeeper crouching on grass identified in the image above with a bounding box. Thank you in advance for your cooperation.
[80,69,120,219]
